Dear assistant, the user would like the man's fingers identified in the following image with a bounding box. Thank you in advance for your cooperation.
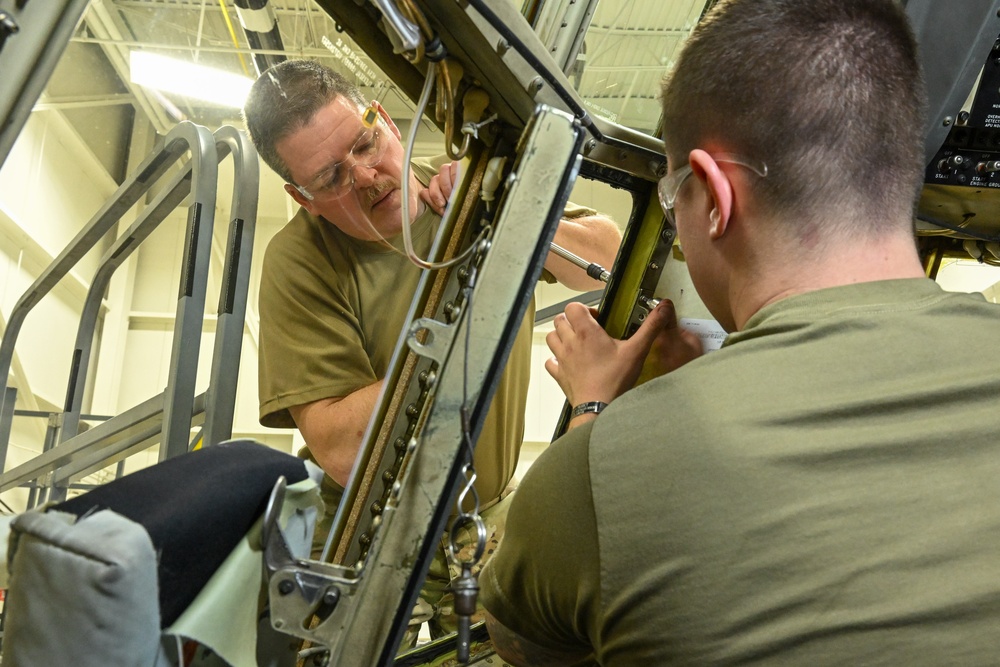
[419,187,445,215]
[563,302,597,330]
[629,299,678,350]
[679,328,704,355]
[438,161,460,199]
[648,298,679,329]
[545,329,564,357]
[543,356,559,380]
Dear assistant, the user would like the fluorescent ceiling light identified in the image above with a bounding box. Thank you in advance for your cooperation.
[130,51,253,108]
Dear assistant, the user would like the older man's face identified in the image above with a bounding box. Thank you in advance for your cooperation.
[276,95,423,241]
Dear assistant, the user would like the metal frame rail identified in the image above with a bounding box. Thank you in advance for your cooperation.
[0,122,259,502]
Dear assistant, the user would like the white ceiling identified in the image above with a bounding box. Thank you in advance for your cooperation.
[36,0,711,189]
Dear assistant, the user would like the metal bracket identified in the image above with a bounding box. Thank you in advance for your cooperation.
[406,318,457,365]
[262,476,361,640]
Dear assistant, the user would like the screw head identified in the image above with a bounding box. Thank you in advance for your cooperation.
[943,116,953,127]
[278,579,295,596]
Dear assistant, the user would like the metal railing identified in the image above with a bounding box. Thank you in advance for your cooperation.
[0,122,258,504]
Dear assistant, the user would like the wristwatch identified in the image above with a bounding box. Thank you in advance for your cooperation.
[571,401,608,419]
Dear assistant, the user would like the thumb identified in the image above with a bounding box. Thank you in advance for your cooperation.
[627,299,678,350]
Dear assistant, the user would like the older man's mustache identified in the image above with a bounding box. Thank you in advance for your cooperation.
[365,179,396,208]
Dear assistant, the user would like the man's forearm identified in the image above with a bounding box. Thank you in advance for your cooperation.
[288,379,384,486]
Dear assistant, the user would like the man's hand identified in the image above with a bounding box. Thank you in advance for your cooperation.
[544,300,702,425]
[645,306,704,379]
[419,161,461,215]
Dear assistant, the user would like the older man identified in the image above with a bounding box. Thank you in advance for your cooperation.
[242,60,620,646]
[480,1,1000,664]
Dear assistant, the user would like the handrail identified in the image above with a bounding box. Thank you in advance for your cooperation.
[0,122,260,503]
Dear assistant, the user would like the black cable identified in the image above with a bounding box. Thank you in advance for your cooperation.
[917,214,1000,243]
[464,0,665,165]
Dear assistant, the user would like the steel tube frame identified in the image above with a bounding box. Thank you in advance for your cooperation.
[201,125,259,447]
[0,121,213,455]
[0,123,259,494]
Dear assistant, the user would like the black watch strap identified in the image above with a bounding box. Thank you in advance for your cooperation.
[571,401,608,419]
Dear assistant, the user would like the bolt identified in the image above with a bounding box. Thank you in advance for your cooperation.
[584,139,597,154]
[382,470,395,484]
[323,588,340,607]
[649,261,660,271]
[943,116,953,127]
[0,11,19,37]
[958,110,970,125]
[661,229,674,243]
[278,579,295,596]
[528,76,544,97]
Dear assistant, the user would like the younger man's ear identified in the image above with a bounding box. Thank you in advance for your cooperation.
[689,149,733,239]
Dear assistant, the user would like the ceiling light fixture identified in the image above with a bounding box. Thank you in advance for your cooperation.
[129,51,254,108]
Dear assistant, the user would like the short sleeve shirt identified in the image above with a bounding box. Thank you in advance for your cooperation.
[258,159,543,502]
[481,278,1000,665]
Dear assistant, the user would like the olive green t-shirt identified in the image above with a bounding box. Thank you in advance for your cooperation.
[258,159,536,504]
[481,278,1000,665]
